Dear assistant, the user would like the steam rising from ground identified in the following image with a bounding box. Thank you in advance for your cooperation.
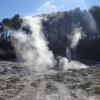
[11,16,87,73]
[11,16,55,72]
[69,27,82,48]
[58,57,87,70]
[66,27,82,53]
[65,27,87,69]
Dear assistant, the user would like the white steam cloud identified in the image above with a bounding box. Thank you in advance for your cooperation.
[11,16,55,72]
[62,27,88,70]
[58,56,88,70]
[68,27,82,49]
[65,27,82,62]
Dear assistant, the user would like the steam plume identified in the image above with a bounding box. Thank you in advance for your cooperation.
[68,27,82,49]
[11,16,55,72]
[58,56,87,70]
[65,27,82,62]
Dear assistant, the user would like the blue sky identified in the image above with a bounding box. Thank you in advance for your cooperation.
[0,0,100,20]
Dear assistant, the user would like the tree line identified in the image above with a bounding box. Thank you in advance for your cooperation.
[0,6,100,63]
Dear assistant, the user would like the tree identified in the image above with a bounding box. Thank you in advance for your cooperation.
[2,18,11,26]
[11,14,22,30]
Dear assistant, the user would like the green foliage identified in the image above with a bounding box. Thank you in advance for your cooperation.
[0,39,16,61]
[2,18,11,26]
[94,86,100,94]
[1,14,22,30]
[0,48,5,56]
[11,14,22,30]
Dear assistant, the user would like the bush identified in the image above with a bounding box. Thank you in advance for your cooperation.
[94,86,100,94]
[0,48,5,57]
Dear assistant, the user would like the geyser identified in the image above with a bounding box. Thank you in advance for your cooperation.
[11,16,55,72]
